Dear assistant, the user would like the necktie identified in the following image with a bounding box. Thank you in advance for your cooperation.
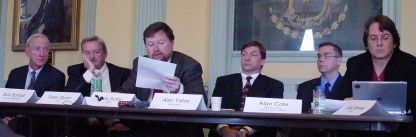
[240,76,252,111]
[27,71,36,90]
[152,89,164,99]
[324,82,331,96]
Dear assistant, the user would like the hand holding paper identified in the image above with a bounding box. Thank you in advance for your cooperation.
[135,56,177,91]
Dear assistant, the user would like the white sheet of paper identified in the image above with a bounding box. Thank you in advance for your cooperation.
[0,88,39,103]
[325,99,346,113]
[83,92,138,107]
[332,100,390,116]
[135,56,177,91]
[36,91,83,105]
[243,97,302,114]
[149,93,207,110]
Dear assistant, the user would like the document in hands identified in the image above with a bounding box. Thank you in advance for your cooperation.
[135,56,177,91]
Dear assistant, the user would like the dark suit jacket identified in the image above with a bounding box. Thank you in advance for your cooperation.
[340,49,416,117]
[118,51,206,137]
[65,63,131,96]
[118,51,207,101]
[212,73,284,110]
[296,75,343,112]
[4,64,65,137]
[26,0,64,42]
[5,64,65,97]
[209,73,284,137]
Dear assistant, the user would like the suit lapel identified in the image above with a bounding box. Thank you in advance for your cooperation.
[170,51,181,77]
[250,74,265,96]
[107,63,120,91]
[16,67,29,89]
[233,75,243,97]
[34,64,51,95]
[328,75,342,98]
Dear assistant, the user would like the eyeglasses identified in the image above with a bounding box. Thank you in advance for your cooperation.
[30,47,49,53]
[369,34,391,41]
[316,54,339,59]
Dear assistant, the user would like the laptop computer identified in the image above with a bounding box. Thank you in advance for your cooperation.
[352,81,407,115]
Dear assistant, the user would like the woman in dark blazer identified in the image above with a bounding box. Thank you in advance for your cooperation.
[339,15,416,137]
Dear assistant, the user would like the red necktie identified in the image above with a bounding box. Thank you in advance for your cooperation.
[152,89,163,99]
[240,76,252,111]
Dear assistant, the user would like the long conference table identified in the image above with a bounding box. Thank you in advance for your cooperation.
[0,102,412,132]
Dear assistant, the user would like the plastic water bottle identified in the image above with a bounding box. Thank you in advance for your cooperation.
[91,70,102,94]
[312,86,326,114]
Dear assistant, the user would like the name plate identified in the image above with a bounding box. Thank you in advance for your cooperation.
[149,93,207,110]
[243,97,302,114]
[0,88,39,103]
[36,91,83,105]
[83,92,138,107]
[333,100,390,116]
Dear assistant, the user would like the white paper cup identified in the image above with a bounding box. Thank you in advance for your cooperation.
[211,97,222,111]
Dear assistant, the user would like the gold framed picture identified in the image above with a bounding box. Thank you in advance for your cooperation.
[12,0,80,51]
[47,50,55,65]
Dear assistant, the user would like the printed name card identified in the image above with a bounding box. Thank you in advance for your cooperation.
[243,97,302,114]
[0,88,39,103]
[333,100,391,116]
[149,93,207,110]
[83,92,138,107]
[36,91,83,105]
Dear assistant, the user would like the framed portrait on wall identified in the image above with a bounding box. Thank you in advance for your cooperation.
[12,0,80,51]
[233,0,382,51]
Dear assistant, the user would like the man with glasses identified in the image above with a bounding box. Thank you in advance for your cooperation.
[291,42,343,137]
[64,35,131,136]
[3,33,65,137]
[296,42,344,113]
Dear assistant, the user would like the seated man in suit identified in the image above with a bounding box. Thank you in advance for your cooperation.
[2,33,65,137]
[64,35,131,136]
[291,42,343,137]
[118,22,206,137]
[65,35,131,96]
[296,42,343,113]
[208,41,284,137]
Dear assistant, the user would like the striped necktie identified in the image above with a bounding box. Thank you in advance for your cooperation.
[27,71,36,90]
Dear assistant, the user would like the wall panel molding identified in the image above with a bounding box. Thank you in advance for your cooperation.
[134,0,166,58]
[0,0,8,87]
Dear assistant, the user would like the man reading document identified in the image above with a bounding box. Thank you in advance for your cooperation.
[118,22,206,137]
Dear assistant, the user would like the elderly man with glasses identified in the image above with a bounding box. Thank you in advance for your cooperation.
[3,33,65,137]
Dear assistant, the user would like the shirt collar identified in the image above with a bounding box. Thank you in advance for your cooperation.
[28,66,43,74]
[320,73,340,89]
[96,63,108,74]
[241,72,260,83]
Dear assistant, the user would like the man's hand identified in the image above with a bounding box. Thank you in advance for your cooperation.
[1,117,13,125]
[37,24,45,33]
[162,76,181,93]
[108,123,129,132]
[344,97,353,101]
[83,54,95,73]
[219,126,246,137]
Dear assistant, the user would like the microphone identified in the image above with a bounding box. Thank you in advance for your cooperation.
[118,101,150,108]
